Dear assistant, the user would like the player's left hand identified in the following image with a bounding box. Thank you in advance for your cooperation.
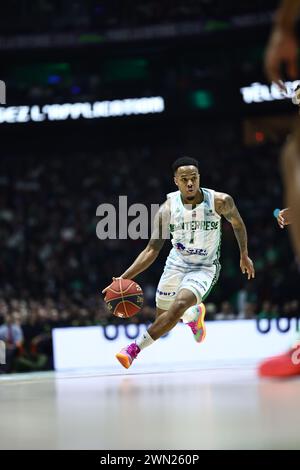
[277,208,292,228]
[240,255,255,280]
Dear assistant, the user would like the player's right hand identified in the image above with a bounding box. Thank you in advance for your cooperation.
[240,255,255,280]
[277,208,292,228]
[102,277,123,294]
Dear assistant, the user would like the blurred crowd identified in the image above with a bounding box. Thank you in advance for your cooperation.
[0,126,299,372]
[1,0,277,35]
[4,1,272,108]
[7,39,262,108]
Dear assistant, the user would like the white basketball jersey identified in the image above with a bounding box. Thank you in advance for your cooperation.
[167,188,221,267]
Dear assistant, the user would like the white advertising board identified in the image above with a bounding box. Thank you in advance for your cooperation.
[53,319,298,371]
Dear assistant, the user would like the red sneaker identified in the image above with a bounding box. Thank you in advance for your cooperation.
[258,341,300,378]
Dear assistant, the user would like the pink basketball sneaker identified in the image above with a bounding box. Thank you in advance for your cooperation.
[187,303,206,343]
[116,343,141,369]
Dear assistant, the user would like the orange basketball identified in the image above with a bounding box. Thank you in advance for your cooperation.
[104,278,144,318]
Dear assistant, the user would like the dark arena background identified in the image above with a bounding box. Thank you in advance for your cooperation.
[0,0,300,452]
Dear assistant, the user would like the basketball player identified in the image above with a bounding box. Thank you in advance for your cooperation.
[103,157,255,368]
[259,0,300,378]
[264,0,300,260]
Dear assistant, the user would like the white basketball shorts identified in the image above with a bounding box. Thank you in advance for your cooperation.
[156,263,219,311]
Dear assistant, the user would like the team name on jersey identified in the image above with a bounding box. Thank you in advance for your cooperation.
[170,220,219,232]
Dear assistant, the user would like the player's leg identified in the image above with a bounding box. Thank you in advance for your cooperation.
[281,131,300,259]
[149,267,201,338]
[147,288,197,340]
[154,266,184,319]
[155,267,181,316]
[258,129,300,378]
[115,267,185,368]
[139,265,197,341]
[180,264,220,342]
[155,264,217,325]
[115,264,221,368]
[156,307,167,318]
[115,288,196,368]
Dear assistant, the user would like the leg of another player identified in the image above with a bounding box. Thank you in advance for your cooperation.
[258,132,300,379]
[282,135,300,260]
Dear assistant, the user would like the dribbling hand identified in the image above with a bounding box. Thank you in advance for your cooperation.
[102,277,123,294]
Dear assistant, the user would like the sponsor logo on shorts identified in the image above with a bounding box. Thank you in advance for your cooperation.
[156,289,176,297]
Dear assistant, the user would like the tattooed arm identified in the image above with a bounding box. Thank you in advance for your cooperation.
[215,192,255,280]
[102,200,170,292]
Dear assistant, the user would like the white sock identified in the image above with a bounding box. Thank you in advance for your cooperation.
[181,304,199,323]
[137,331,155,350]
